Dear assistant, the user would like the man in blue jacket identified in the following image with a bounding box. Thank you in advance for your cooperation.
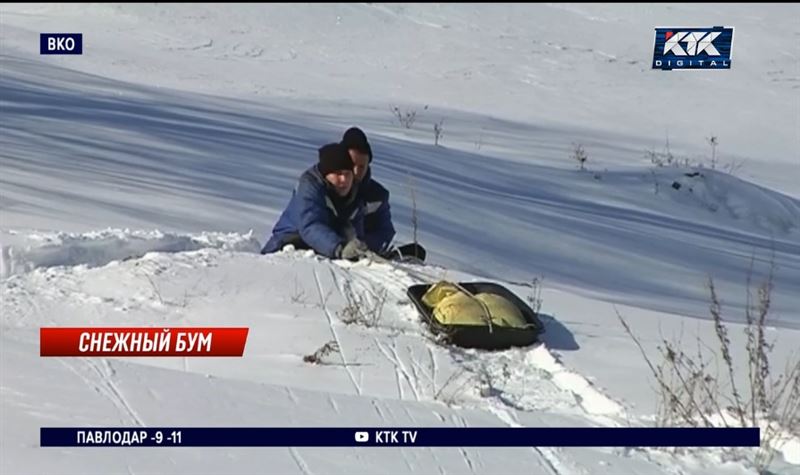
[340,127,396,254]
[261,142,371,261]
[341,127,425,262]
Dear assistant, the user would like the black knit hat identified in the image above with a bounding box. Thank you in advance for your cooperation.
[317,142,354,176]
[341,127,373,162]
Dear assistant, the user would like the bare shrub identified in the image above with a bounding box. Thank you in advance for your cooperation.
[707,135,719,170]
[303,340,340,364]
[145,274,165,305]
[433,118,444,146]
[391,104,428,129]
[526,276,544,316]
[616,257,799,473]
[337,280,388,328]
[408,174,419,249]
[571,142,588,171]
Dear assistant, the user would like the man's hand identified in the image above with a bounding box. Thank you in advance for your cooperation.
[340,239,370,261]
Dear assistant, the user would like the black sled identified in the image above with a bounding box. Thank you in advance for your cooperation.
[406,282,544,350]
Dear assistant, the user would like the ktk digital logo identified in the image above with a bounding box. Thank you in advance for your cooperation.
[652,27,733,70]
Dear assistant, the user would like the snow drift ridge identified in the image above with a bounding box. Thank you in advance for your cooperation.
[0,229,262,279]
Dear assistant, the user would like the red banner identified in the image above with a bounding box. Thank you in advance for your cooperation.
[40,327,249,357]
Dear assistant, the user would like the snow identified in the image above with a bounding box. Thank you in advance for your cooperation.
[0,228,261,278]
[6,245,795,474]
[1,3,799,475]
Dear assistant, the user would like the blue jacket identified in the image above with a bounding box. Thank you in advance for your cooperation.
[261,165,365,258]
[359,169,396,253]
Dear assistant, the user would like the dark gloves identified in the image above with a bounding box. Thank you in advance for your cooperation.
[339,239,370,261]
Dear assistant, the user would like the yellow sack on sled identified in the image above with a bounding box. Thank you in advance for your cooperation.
[421,282,528,328]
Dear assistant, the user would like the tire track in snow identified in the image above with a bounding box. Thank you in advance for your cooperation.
[394,366,406,401]
[58,358,120,419]
[428,346,438,392]
[312,267,362,396]
[424,446,447,475]
[393,361,405,399]
[371,399,387,421]
[284,386,300,406]
[390,339,423,402]
[458,447,477,474]
[327,394,340,415]
[482,406,569,475]
[58,358,144,427]
[400,448,415,473]
[373,337,421,401]
[90,359,145,427]
[289,447,313,475]
[407,354,435,396]
[407,346,423,389]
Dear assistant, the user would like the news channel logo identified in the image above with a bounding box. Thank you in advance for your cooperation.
[354,431,369,443]
[40,33,83,55]
[652,27,733,70]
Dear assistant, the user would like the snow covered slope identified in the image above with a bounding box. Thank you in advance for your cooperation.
[2,4,798,171]
[1,3,799,475]
[4,237,796,475]
[3,51,799,327]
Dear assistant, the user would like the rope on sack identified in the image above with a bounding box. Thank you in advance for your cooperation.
[448,281,494,334]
